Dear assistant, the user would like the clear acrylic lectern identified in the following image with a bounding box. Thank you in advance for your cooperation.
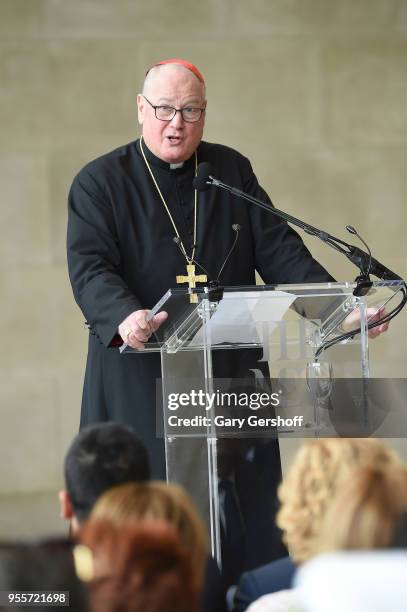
[122,280,405,569]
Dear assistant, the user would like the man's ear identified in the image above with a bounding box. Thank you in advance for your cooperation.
[59,489,74,520]
[137,94,145,125]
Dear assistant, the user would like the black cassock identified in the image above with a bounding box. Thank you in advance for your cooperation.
[68,138,333,578]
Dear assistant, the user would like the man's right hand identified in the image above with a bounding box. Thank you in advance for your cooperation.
[118,309,168,349]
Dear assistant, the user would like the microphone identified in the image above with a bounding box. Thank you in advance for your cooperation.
[346,225,372,278]
[193,162,213,192]
[345,225,373,296]
[216,224,241,282]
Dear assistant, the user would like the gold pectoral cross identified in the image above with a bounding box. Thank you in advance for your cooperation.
[176,264,207,303]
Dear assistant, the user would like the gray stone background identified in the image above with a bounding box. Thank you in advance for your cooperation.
[1,0,406,538]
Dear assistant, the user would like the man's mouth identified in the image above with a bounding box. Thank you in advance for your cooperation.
[167,135,182,144]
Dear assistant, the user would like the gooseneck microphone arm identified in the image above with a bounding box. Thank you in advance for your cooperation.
[196,170,402,282]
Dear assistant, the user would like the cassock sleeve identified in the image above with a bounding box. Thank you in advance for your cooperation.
[67,168,142,347]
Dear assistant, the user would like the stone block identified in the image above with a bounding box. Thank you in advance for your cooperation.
[0,0,45,39]
[0,264,87,374]
[0,155,50,266]
[396,0,407,33]
[323,38,407,146]
[224,0,401,35]
[0,42,51,150]
[41,0,218,39]
[0,491,66,539]
[0,372,60,493]
[0,39,142,152]
[45,39,141,138]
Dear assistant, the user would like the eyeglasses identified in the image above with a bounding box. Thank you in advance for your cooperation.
[142,95,205,123]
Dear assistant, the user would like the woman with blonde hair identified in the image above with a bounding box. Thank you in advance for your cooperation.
[317,463,407,553]
[293,465,407,612]
[243,438,403,611]
[276,437,401,563]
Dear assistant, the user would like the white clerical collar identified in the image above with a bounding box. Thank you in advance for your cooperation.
[169,161,185,170]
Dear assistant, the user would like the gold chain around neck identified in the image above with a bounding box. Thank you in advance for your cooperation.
[139,136,198,264]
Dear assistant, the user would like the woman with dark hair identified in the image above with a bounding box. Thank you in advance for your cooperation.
[78,519,201,612]
[87,481,225,612]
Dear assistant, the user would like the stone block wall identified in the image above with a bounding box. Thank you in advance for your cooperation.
[1,0,406,537]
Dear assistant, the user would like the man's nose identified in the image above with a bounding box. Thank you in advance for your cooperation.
[170,110,184,127]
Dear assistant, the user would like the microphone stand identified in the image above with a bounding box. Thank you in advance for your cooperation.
[207,176,403,288]
[204,174,406,357]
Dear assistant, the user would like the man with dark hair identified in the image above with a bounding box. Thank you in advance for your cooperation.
[59,422,150,531]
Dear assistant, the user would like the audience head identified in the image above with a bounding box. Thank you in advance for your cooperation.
[0,539,87,611]
[60,423,150,529]
[90,481,208,579]
[317,464,407,553]
[276,438,402,563]
[78,519,201,612]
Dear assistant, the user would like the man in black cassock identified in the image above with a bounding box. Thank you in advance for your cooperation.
[67,58,337,581]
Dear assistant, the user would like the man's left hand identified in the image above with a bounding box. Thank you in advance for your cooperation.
[343,306,389,339]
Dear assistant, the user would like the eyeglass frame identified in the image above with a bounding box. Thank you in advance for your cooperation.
[142,95,206,123]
